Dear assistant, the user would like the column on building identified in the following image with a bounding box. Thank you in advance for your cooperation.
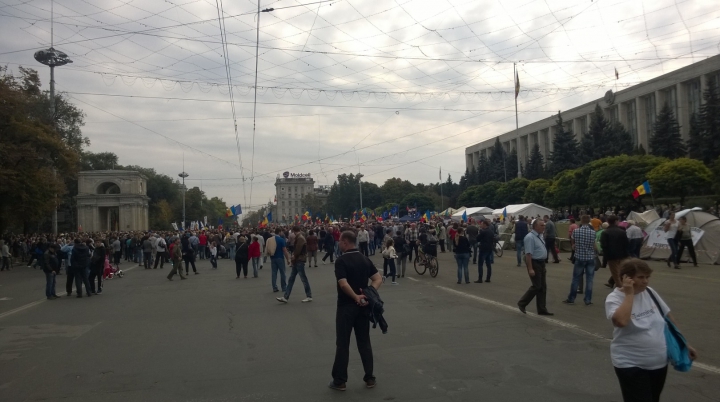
[676,82,689,140]
[636,96,648,149]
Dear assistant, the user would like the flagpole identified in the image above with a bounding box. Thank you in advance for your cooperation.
[514,62,521,178]
[440,166,444,213]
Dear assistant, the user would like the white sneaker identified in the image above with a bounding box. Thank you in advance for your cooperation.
[391,281,398,285]
[302,297,313,303]
[276,297,288,303]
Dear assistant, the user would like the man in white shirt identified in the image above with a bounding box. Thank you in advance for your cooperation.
[357,226,370,257]
[626,220,644,258]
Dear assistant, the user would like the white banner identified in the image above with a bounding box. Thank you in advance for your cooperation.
[646,227,704,249]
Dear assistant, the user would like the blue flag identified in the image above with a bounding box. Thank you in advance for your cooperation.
[267,211,272,222]
[461,210,467,222]
[237,204,242,215]
[502,207,508,221]
[230,205,237,216]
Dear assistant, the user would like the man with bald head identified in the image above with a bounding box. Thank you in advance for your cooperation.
[517,219,554,316]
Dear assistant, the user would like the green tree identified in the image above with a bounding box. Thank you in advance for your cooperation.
[586,155,666,207]
[326,173,361,218]
[399,192,435,214]
[649,103,686,158]
[549,112,581,176]
[80,151,119,170]
[688,81,720,164]
[712,156,720,199]
[380,177,414,204]
[0,66,81,232]
[547,169,587,209]
[582,104,633,162]
[488,138,507,182]
[525,143,545,180]
[647,158,713,206]
[523,179,551,205]
[495,178,530,206]
[457,181,502,207]
[505,148,519,180]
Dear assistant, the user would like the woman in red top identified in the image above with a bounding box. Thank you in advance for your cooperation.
[248,236,262,278]
[448,223,458,253]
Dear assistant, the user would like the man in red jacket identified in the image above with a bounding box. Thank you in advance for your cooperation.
[198,231,208,260]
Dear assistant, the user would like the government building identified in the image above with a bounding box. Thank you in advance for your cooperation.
[275,172,315,220]
[465,55,720,173]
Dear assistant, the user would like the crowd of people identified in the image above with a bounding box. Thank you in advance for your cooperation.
[0,208,701,401]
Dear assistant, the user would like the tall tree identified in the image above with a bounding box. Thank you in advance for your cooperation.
[582,104,633,162]
[495,178,530,206]
[523,179,551,205]
[688,80,720,164]
[549,112,581,175]
[326,173,362,218]
[505,148,519,180]
[476,154,489,185]
[487,138,507,182]
[649,103,686,159]
[380,177,415,204]
[525,143,545,180]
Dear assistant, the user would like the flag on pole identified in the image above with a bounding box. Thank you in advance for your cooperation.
[461,210,467,222]
[267,211,273,222]
[439,166,442,181]
[230,205,237,216]
[615,67,619,80]
[502,207,508,221]
[632,181,651,199]
[514,71,520,99]
[236,204,242,215]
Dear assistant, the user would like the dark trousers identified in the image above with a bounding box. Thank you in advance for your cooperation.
[545,237,559,262]
[88,267,103,293]
[331,303,374,385]
[154,251,167,269]
[235,260,248,277]
[408,242,419,261]
[74,268,91,296]
[1,256,9,270]
[677,239,697,265]
[383,258,396,281]
[184,255,197,274]
[518,260,548,313]
[66,268,76,294]
[359,242,368,257]
[45,272,57,298]
[143,252,152,269]
[322,250,334,262]
[614,365,667,402]
[439,239,445,252]
[478,250,492,281]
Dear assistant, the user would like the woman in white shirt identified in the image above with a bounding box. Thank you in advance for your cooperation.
[663,212,679,269]
[605,259,697,402]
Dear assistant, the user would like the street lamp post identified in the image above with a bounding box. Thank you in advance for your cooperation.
[179,171,189,230]
[358,173,364,210]
[34,0,71,237]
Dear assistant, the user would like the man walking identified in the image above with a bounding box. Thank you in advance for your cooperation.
[357,226,369,257]
[404,223,419,261]
[517,220,554,316]
[167,238,187,280]
[513,215,529,267]
[562,215,598,306]
[268,228,289,293]
[600,215,629,288]
[466,222,479,264]
[154,235,168,269]
[329,230,383,391]
[543,215,560,263]
[475,220,494,283]
[276,226,312,303]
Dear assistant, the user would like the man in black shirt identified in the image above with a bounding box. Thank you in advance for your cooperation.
[330,231,383,391]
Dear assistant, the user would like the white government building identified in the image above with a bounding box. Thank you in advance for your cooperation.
[275,172,329,220]
[465,54,720,173]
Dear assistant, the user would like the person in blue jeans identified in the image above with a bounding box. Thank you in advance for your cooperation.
[513,216,529,267]
[276,227,312,303]
[453,228,471,284]
[43,244,61,299]
[475,220,494,283]
[270,228,288,293]
[563,215,598,306]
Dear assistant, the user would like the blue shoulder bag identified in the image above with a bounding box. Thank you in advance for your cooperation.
[647,288,692,372]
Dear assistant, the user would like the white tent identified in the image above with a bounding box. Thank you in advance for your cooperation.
[627,210,660,228]
[440,207,462,217]
[641,208,720,265]
[492,203,552,220]
[451,207,493,221]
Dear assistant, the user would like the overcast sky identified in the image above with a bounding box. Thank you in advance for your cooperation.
[1,0,718,212]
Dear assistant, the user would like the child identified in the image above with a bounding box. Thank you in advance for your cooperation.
[209,241,218,269]
[382,239,398,285]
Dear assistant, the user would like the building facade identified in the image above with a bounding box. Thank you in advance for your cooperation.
[76,170,150,232]
[275,172,315,221]
[465,55,720,173]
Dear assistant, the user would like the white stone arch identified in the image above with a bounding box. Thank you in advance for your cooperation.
[96,181,122,195]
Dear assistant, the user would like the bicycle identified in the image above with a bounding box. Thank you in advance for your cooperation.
[494,240,503,258]
[414,242,439,277]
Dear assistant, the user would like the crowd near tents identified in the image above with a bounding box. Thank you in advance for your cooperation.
[641,208,720,265]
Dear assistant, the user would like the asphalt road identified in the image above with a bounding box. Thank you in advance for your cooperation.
[0,250,719,402]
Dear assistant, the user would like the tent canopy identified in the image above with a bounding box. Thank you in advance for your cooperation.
[627,210,660,227]
[440,207,462,217]
[641,208,720,265]
[492,203,552,219]
[451,207,493,221]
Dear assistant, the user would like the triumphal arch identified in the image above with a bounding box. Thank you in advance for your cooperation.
[76,170,150,232]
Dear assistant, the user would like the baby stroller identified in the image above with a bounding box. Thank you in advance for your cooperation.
[103,255,124,279]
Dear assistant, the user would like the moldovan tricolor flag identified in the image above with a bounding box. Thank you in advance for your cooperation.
[514,71,520,99]
[632,181,651,199]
